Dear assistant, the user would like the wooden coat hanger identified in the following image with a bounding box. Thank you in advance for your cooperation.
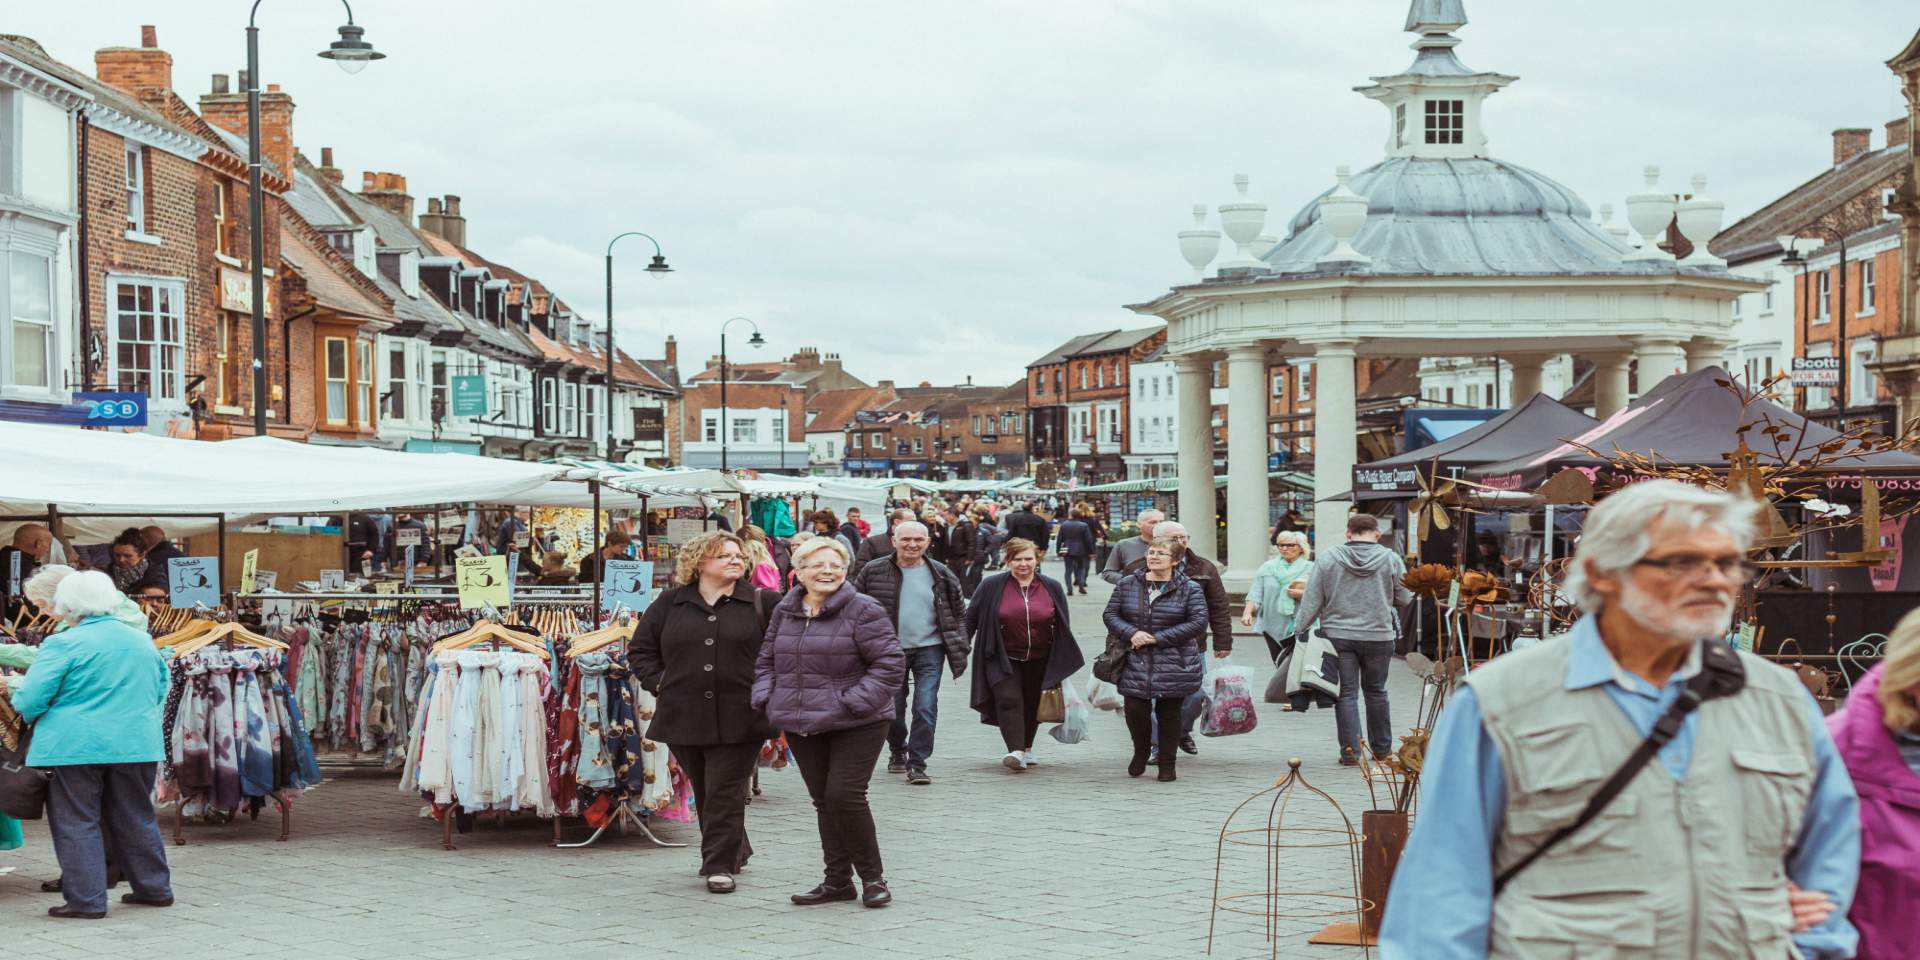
[156,618,218,649]
[433,619,550,660]
[172,620,288,658]
[566,621,634,658]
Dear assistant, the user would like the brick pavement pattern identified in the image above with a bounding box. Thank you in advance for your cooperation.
[2,561,1422,959]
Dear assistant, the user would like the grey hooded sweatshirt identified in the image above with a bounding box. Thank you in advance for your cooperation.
[1288,540,1413,643]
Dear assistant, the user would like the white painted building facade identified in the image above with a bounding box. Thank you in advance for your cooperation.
[1125,354,1179,479]
[0,47,84,422]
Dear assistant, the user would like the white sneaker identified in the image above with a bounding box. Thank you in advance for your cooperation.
[1001,751,1028,772]
[1021,751,1038,767]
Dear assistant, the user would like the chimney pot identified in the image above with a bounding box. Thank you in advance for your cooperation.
[238,69,249,90]
[320,146,333,166]
[444,195,461,216]
[1833,127,1872,166]
[427,197,442,215]
[267,82,280,93]
[140,25,157,48]
[211,73,228,94]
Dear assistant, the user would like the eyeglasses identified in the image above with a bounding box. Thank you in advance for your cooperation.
[1632,554,1758,581]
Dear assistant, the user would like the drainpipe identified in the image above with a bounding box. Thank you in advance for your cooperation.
[76,112,92,391]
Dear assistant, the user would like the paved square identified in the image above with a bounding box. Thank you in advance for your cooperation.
[3,561,1421,959]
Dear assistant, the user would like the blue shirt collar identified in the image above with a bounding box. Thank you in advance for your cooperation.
[1563,615,1702,697]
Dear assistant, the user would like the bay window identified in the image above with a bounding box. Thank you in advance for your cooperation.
[323,337,349,424]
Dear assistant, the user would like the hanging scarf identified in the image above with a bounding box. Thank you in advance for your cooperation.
[604,658,644,797]
[109,558,148,592]
[232,650,278,802]
[574,652,615,791]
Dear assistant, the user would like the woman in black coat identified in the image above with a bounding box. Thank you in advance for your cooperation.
[966,537,1086,772]
[1102,538,1209,782]
[629,531,778,894]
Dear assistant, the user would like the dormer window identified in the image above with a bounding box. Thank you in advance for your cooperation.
[1424,100,1463,145]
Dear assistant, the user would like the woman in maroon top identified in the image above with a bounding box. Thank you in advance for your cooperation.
[966,538,1086,771]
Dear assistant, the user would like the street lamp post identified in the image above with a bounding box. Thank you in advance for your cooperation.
[248,0,384,436]
[1779,229,1848,421]
[718,317,765,471]
[604,231,672,460]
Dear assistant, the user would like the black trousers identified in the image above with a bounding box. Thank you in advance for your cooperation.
[991,657,1050,752]
[47,763,172,914]
[786,719,889,886]
[1122,696,1183,767]
[670,741,760,876]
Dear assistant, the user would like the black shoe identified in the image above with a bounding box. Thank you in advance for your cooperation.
[40,879,60,894]
[862,880,892,908]
[906,768,931,786]
[1128,754,1147,778]
[1178,735,1199,756]
[790,883,858,905]
[48,905,105,920]
[886,754,906,774]
[705,875,736,894]
[1158,765,1177,783]
[120,893,174,907]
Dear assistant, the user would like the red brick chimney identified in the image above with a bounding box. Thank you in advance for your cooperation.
[663,335,677,369]
[1890,116,1913,153]
[318,146,343,186]
[360,171,413,223]
[94,26,173,102]
[1833,127,1872,166]
[199,73,296,179]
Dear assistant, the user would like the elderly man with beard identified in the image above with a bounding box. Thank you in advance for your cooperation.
[1380,480,1861,960]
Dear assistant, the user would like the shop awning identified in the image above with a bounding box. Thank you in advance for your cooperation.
[0,422,572,541]
[1075,471,1314,495]
[1470,367,1920,491]
[1344,393,1599,502]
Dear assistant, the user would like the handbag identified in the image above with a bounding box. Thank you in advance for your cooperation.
[0,719,49,821]
[1036,687,1065,723]
[1091,635,1131,684]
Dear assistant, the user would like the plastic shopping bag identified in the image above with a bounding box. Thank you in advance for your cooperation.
[1048,683,1091,744]
[1084,677,1125,712]
[1200,658,1258,737]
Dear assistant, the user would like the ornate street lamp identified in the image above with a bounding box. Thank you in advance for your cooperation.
[719,317,764,471]
[604,231,671,459]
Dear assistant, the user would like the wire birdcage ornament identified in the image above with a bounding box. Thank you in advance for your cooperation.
[1207,758,1369,959]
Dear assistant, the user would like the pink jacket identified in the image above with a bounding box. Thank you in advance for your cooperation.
[1827,664,1920,959]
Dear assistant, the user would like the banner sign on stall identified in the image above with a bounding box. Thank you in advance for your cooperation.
[168,557,219,609]
[451,375,488,417]
[318,569,346,591]
[1790,356,1841,386]
[602,559,653,615]
[1352,465,1423,496]
[240,549,259,595]
[456,556,510,609]
[395,527,422,547]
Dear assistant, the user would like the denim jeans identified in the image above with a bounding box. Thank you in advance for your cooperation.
[888,645,945,770]
[1331,637,1394,758]
[1062,555,1090,590]
[47,763,172,913]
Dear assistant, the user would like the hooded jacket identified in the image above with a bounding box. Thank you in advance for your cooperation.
[1827,664,1920,959]
[1288,539,1411,643]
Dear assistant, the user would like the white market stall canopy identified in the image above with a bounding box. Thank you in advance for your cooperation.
[0,423,574,541]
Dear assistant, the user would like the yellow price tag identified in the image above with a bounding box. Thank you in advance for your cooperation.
[455,556,510,610]
[240,549,259,596]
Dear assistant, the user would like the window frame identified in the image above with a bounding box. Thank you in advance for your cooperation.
[1861,259,1877,314]
[1815,271,1831,323]
[386,342,408,420]
[356,339,375,428]
[322,336,350,425]
[104,274,186,403]
[1424,99,1464,145]
[123,144,147,236]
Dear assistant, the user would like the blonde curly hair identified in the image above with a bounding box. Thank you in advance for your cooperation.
[674,531,745,585]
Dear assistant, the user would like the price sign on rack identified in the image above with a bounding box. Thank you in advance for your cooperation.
[455,556,510,610]
[395,528,422,547]
[318,569,346,591]
[168,557,219,609]
[240,549,259,596]
[601,559,654,615]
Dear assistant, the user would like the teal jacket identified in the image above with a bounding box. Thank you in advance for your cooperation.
[11,614,169,765]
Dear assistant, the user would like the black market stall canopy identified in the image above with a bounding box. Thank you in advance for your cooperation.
[1470,366,1920,491]
[1345,394,1598,501]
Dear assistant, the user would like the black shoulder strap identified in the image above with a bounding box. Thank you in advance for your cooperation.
[1492,640,1745,896]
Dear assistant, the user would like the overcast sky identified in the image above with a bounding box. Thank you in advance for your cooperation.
[13,1,1914,389]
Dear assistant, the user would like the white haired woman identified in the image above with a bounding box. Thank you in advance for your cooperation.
[1827,609,1920,957]
[11,571,173,919]
[1242,531,1313,667]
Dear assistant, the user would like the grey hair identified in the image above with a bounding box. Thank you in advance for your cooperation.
[791,535,851,570]
[892,521,929,539]
[51,570,127,621]
[23,564,75,611]
[1565,480,1756,614]
[1153,520,1187,538]
[1138,508,1165,524]
[1274,531,1312,559]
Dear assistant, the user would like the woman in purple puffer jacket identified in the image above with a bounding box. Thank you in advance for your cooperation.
[753,536,905,909]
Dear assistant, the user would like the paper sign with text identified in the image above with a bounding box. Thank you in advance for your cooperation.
[601,559,654,615]
[318,569,346,591]
[456,556,511,610]
[168,556,220,609]
[240,549,259,596]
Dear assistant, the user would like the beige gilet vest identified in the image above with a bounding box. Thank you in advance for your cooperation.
[1467,637,1817,959]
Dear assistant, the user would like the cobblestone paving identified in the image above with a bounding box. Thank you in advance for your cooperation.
[3,560,1421,959]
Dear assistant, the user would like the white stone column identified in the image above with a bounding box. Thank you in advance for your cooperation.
[1593,352,1631,418]
[1173,353,1218,564]
[1507,354,1549,403]
[1308,340,1359,553]
[1224,344,1270,592]
[1635,337,1688,393]
[1685,338,1730,373]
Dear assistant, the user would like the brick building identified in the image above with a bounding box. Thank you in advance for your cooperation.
[960,381,1027,479]
[1024,326,1165,485]
[681,347,854,469]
